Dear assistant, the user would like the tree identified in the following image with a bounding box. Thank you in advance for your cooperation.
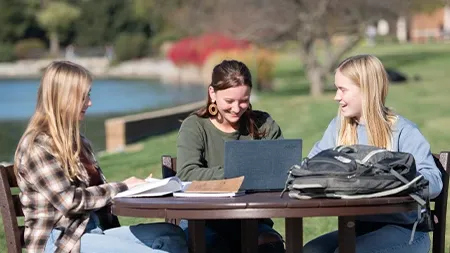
[36,1,80,56]
[71,0,115,47]
[161,0,444,96]
[131,0,184,51]
[0,0,42,43]
[0,1,29,43]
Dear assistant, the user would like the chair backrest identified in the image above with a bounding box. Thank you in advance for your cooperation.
[0,165,24,253]
[161,155,179,225]
[162,155,177,179]
[431,152,449,253]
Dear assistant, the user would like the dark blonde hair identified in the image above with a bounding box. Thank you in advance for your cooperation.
[15,61,92,181]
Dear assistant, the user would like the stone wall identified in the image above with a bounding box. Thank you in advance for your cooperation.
[104,101,204,152]
[0,57,205,86]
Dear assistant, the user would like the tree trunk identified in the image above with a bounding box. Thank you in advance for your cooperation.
[49,32,59,57]
[256,78,273,92]
[323,35,362,74]
[298,30,360,97]
[306,66,326,97]
[299,38,326,96]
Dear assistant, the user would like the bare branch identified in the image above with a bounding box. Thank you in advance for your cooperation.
[324,35,363,73]
[159,0,419,95]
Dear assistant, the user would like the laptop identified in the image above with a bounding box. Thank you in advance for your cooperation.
[224,139,302,192]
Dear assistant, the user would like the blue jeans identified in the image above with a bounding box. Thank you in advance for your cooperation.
[179,219,282,253]
[44,223,188,253]
[303,224,430,253]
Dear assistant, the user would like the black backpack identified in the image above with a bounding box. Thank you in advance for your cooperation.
[282,145,433,234]
[283,145,428,197]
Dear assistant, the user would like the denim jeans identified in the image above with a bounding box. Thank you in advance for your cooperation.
[44,222,189,253]
[303,224,430,253]
[179,219,283,253]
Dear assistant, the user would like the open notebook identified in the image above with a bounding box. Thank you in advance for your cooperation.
[114,177,190,198]
[173,176,245,198]
[173,191,245,198]
[114,176,245,198]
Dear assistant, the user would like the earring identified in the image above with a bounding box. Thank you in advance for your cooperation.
[208,102,218,116]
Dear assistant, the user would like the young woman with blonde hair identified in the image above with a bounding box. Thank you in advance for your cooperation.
[304,54,442,253]
[14,61,188,253]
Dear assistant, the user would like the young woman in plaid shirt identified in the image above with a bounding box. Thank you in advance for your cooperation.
[14,61,188,253]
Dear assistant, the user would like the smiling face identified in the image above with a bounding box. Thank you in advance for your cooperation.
[334,69,363,123]
[209,85,251,128]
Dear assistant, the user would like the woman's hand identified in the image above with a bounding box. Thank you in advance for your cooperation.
[122,176,146,189]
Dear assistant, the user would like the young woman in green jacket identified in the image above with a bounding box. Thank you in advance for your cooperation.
[176,60,285,253]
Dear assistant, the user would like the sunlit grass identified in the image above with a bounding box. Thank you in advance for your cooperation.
[2,42,450,251]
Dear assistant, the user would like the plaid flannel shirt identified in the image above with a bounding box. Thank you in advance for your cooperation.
[16,134,128,253]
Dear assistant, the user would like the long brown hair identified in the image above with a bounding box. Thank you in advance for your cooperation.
[195,59,265,138]
[15,61,92,181]
[336,54,397,149]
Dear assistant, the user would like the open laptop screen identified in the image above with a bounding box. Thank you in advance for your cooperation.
[224,139,302,192]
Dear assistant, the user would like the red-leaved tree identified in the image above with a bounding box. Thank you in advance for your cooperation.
[167,33,250,66]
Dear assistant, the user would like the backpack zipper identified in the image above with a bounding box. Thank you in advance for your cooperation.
[295,174,402,180]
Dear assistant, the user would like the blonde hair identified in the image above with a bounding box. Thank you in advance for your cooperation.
[15,61,92,181]
[336,54,397,150]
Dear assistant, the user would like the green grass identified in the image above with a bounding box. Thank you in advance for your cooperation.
[2,42,450,251]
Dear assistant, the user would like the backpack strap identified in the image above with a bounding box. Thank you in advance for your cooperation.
[408,190,432,244]
[280,164,300,197]
[409,204,421,244]
[389,169,432,244]
[389,169,426,206]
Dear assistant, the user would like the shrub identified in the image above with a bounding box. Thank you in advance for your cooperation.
[202,46,277,91]
[14,39,47,59]
[151,31,182,55]
[0,44,16,62]
[114,33,148,62]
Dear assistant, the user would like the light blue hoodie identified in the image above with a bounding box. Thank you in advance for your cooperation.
[308,115,443,224]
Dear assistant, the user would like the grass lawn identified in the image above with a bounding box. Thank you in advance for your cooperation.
[1,42,450,251]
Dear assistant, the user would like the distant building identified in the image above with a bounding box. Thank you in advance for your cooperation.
[409,5,450,42]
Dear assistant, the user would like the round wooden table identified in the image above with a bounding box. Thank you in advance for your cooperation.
[112,192,416,253]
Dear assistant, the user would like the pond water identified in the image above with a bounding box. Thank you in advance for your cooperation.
[0,79,206,162]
